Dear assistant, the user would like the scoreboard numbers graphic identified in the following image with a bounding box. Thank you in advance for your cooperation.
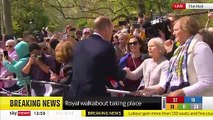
[165,97,202,110]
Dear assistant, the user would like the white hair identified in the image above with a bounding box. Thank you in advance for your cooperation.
[149,37,165,53]
[6,39,16,46]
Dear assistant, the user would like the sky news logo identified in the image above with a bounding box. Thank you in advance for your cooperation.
[10,111,31,116]
[18,111,31,116]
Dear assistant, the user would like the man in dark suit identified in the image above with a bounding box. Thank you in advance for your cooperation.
[67,16,125,98]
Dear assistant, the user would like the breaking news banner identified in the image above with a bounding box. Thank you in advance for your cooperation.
[0,97,63,110]
[0,96,213,120]
[172,3,213,10]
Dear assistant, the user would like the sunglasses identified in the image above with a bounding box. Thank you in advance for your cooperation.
[6,46,13,48]
[128,41,138,46]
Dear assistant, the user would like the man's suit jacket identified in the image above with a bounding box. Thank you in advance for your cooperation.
[67,34,123,98]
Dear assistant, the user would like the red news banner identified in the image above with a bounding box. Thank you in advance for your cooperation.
[172,3,213,10]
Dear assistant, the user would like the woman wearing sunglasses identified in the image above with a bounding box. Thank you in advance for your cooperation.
[119,36,149,91]
[5,39,19,61]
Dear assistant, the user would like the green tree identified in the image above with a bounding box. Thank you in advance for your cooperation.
[1,0,13,35]
[11,0,49,37]
[10,0,213,34]
[40,0,139,28]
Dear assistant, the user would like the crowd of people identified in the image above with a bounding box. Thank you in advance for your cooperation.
[0,11,213,99]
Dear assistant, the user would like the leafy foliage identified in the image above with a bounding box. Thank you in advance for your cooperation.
[11,0,49,37]
[9,0,213,35]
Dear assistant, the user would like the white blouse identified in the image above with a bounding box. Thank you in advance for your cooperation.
[126,57,169,88]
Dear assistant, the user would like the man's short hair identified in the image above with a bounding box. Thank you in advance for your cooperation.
[93,16,112,31]
[29,43,41,53]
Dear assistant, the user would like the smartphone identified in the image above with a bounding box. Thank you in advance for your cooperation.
[3,51,9,60]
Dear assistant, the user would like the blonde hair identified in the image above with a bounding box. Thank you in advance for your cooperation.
[55,41,74,63]
[174,16,199,35]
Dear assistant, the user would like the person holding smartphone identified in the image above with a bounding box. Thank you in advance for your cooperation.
[0,40,18,78]
[3,41,31,94]
[5,39,19,61]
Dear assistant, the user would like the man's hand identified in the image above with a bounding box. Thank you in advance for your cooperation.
[29,54,36,65]
[50,72,59,82]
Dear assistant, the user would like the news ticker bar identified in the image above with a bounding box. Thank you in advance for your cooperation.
[0,97,213,110]
[172,3,213,10]
[1,110,213,119]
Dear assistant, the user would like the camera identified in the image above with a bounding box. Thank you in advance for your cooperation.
[33,31,44,43]
[36,54,43,61]
[32,54,43,61]
[143,16,171,40]
[36,55,42,59]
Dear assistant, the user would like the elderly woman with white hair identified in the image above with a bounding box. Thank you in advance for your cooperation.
[5,39,18,61]
[0,39,18,78]
[124,37,169,90]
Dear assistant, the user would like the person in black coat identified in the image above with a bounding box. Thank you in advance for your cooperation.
[67,16,125,99]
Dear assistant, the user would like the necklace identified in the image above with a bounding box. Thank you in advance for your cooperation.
[131,53,141,69]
